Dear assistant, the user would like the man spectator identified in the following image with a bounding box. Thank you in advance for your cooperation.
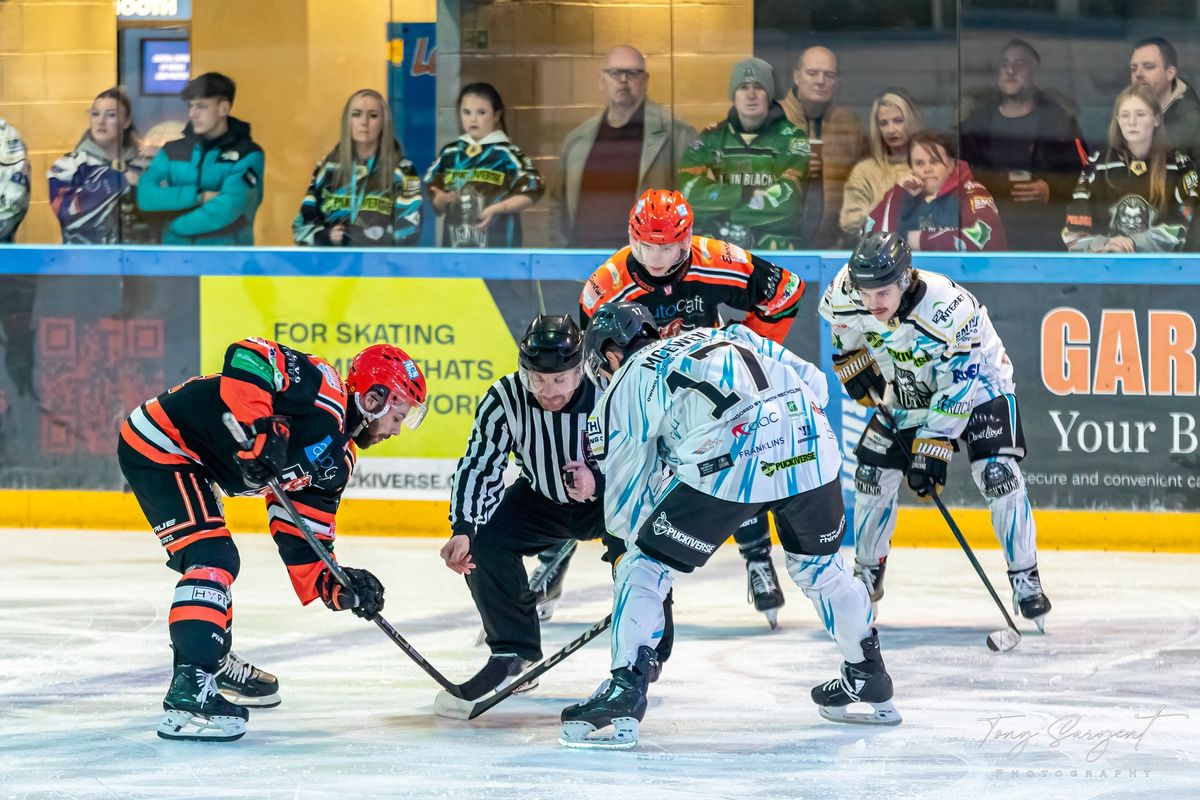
[960,39,1087,251]
[779,46,868,247]
[138,72,264,245]
[1130,36,1200,161]
[0,118,30,243]
[550,45,696,248]
[679,57,819,250]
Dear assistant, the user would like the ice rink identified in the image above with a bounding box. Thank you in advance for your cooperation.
[1,529,1197,800]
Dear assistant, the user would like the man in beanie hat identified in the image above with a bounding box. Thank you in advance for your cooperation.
[678,57,820,250]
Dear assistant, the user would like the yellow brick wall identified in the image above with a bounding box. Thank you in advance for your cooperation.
[450,0,755,247]
[0,0,117,244]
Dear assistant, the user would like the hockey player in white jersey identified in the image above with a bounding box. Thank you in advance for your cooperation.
[818,231,1051,630]
[559,302,899,749]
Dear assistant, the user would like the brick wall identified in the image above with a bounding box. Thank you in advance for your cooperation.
[0,0,117,244]
[444,0,755,247]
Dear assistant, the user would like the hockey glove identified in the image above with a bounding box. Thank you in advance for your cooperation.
[317,566,385,620]
[907,437,953,497]
[832,350,885,407]
[234,415,291,489]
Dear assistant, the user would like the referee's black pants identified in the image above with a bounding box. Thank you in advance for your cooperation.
[467,479,673,663]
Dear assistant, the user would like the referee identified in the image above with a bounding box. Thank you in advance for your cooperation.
[439,313,669,701]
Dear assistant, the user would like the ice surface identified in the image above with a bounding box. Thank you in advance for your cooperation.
[1,530,1197,799]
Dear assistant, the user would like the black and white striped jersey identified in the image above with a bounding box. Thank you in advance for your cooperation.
[450,372,597,536]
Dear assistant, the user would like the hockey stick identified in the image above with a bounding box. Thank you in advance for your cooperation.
[437,613,612,720]
[221,413,470,697]
[864,395,1022,652]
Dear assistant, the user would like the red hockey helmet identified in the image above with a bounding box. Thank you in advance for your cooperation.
[628,189,693,245]
[347,344,428,430]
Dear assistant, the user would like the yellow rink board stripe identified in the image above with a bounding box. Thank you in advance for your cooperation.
[2,489,1197,553]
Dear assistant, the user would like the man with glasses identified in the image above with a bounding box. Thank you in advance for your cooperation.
[550,45,696,248]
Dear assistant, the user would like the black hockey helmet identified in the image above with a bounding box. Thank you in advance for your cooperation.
[847,231,913,290]
[519,314,582,373]
[582,302,661,388]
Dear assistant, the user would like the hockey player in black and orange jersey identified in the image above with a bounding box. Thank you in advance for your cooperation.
[117,339,427,742]
[552,188,804,627]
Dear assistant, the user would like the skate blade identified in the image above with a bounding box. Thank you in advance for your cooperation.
[433,690,475,720]
[818,701,902,726]
[473,628,486,647]
[765,609,780,630]
[157,709,247,741]
[559,718,639,749]
[217,688,280,708]
[986,628,1022,652]
[537,600,556,622]
[1032,614,1047,633]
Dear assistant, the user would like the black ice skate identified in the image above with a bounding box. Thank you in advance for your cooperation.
[1009,564,1052,633]
[746,557,785,629]
[158,663,250,742]
[854,557,887,605]
[560,645,658,749]
[216,651,281,708]
[531,539,577,622]
[433,653,536,719]
[810,629,901,726]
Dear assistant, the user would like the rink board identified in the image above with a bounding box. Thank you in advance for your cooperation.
[0,247,1196,550]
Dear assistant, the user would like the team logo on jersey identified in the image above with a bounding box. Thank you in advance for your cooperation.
[1111,195,1153,235]
[962,220,992,249]
[759,452,815,477]
[982,462,1020,498]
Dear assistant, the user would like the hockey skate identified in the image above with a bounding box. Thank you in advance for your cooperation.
[1009,565,1052,633]
[433,653,536,719]
[560,646,657,749]
[810,629,901,726]
[158,663,249,742]
[216,651,280,708]
[853,557,887,615]
[746,557,785,629]
[531,539,576,622]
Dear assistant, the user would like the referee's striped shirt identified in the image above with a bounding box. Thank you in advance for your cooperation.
[450,372,597,535]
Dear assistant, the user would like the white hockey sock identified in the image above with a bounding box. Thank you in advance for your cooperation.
[972,457,1038,571]
[609,547,674,671]
[852,464,903,566]
[786,552,873,663]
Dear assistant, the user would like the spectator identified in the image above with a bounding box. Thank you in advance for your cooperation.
[0,118,30,243]
[1130,36,1200,161]
[425,82,543,248]
[679,57,818,250]
[48,88,155,245]
[779,45,868,247]
[137,72,264,245]
[1063,84,1198,253]
[294,89,421,247]
[550,45,696,248]
[840,88,924,241]
[961,39,1087,251]
[867,129,1007,251]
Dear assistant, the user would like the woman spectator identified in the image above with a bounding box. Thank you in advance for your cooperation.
[48,88,153,244]
[294,88,422,247]
[866,129,1007,251]
[1063,84,1199,252]
[425,83,544,247]
[839,88,924,241]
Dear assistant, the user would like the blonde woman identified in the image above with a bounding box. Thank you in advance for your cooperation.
[839,89,924,241]
[1063,83,1198,252]
[294,89,422,247]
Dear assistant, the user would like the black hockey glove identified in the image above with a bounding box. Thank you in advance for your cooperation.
[907,437,953,497]
[832,350,885,407]
[317,566,385,620]
[234,415,291,489]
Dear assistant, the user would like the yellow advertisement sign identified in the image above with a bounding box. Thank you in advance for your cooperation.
[200,276,517,500]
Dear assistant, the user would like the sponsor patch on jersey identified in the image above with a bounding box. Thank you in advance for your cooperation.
[951,364,979,383]
[651,513,716,554]
[862,429,892,455]
[971,195,995,211]
[818,516,846,544]
[788,138,810,156]
[220,150,242,162]
[586,418,605,457]
[759,452,815,477]
[691,437,721,455]
[230,348,276,385]
[318,362,343,392]
[697,454,734,476]
[961,220,992,249]
[1184,169,1199,194]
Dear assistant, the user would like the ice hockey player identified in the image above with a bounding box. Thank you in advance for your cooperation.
[818,231,1052,629]
[118,339,427,741]
[437,314,673,711]
[557,188,807,628]
[559,302,900,749]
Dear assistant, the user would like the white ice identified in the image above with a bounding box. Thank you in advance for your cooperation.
[1,529,1197,800]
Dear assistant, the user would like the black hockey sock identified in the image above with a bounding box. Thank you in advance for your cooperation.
[168,566,234,670]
